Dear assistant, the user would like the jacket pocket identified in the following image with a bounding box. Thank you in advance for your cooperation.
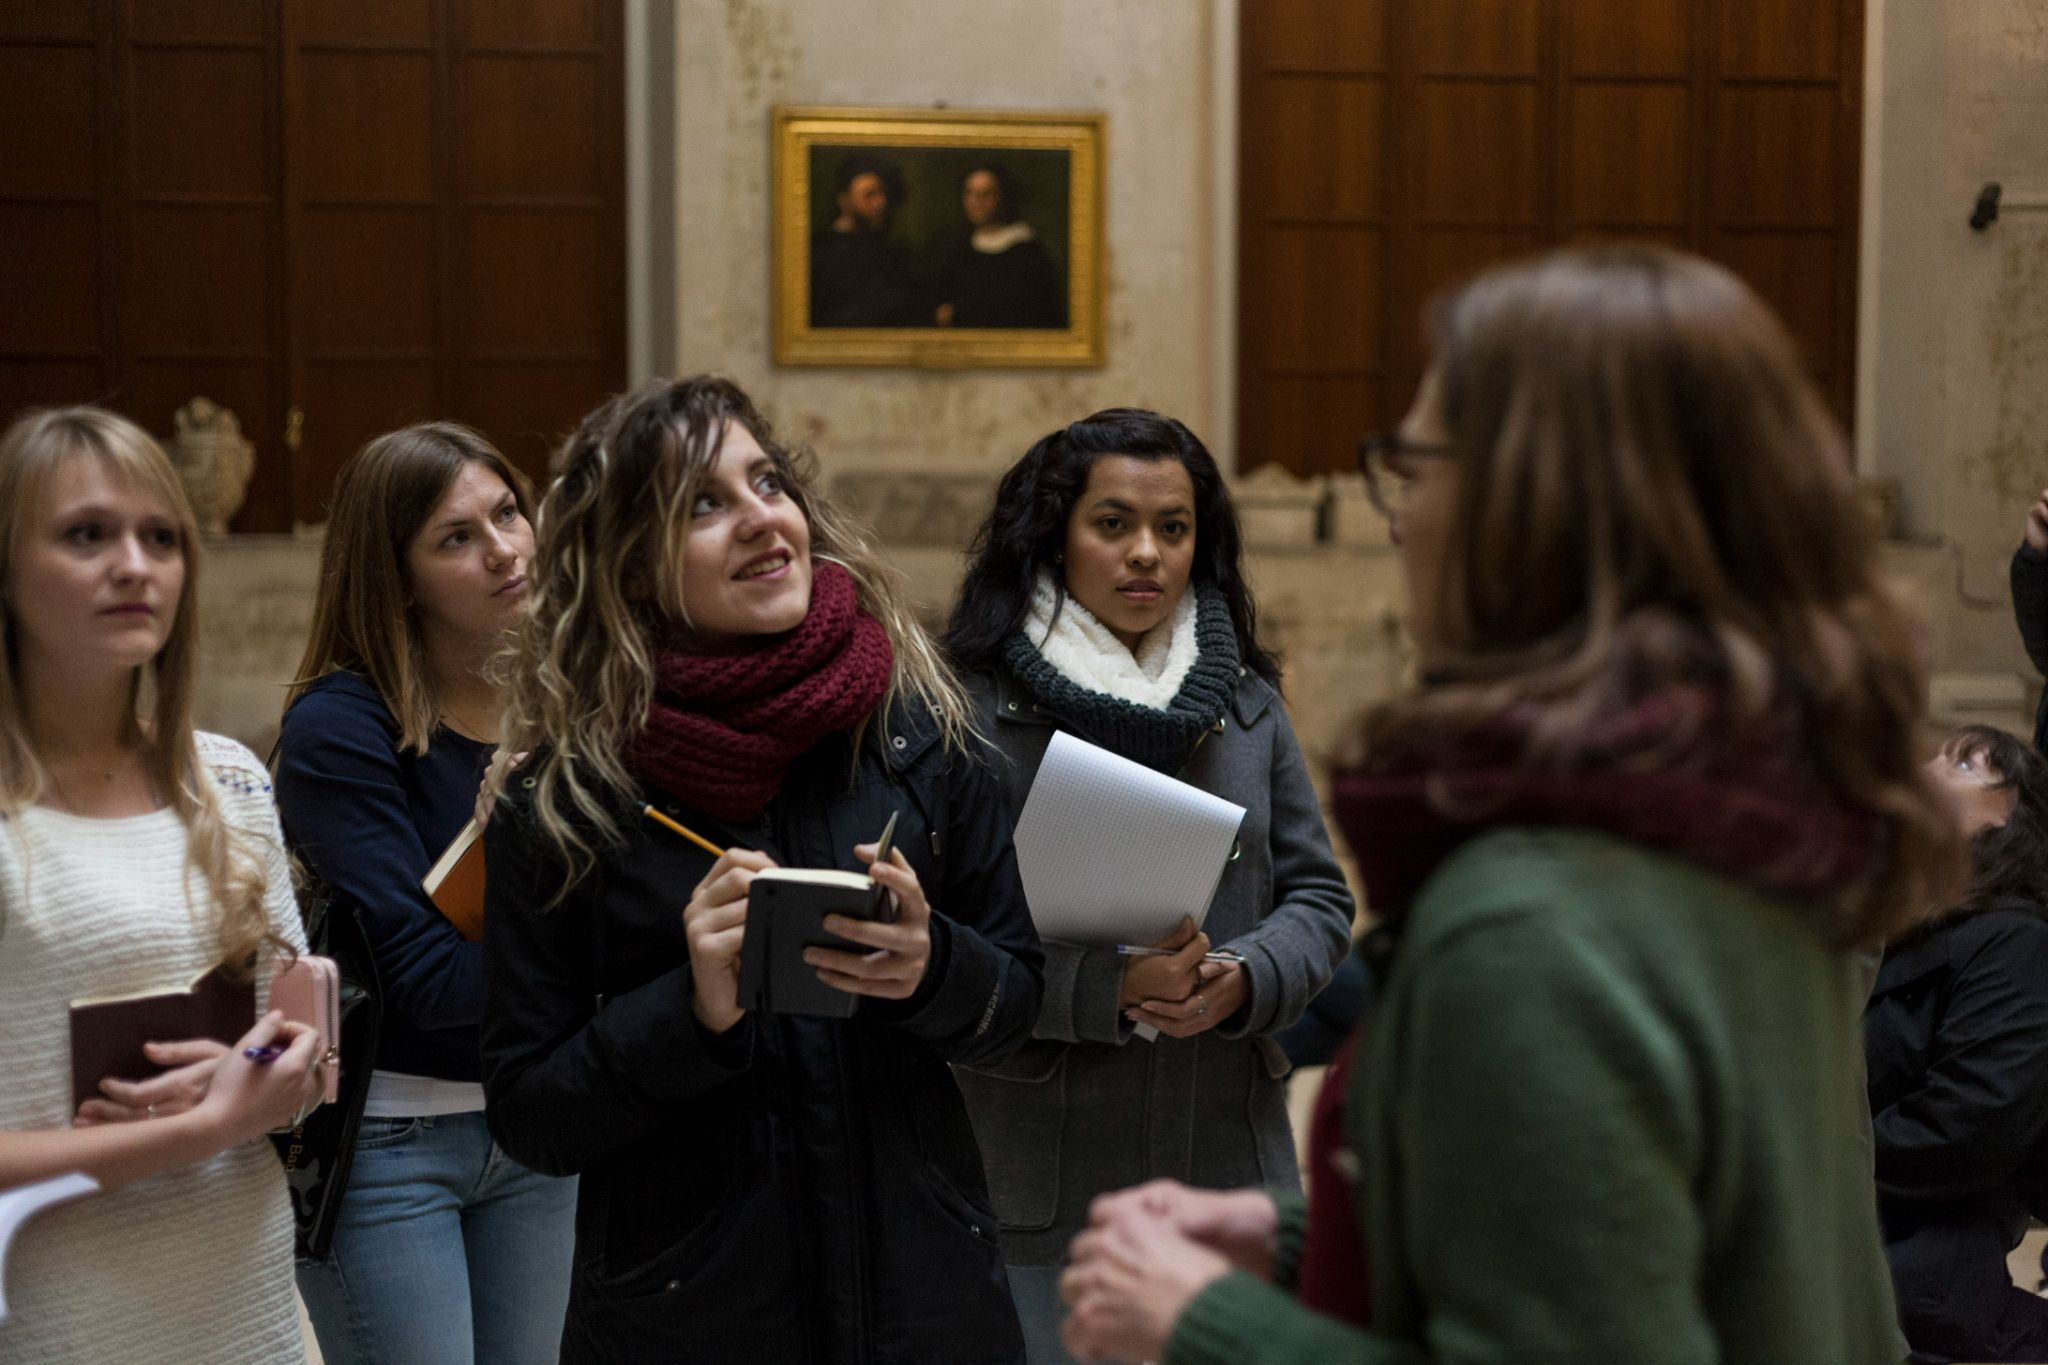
[954,1041,1066,1233]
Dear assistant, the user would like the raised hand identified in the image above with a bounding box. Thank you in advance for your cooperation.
[684,848,777,1034]
[804,841,932,1001]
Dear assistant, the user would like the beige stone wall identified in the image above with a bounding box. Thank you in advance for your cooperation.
[663,0,1237,468]
[1862,0,2048,730]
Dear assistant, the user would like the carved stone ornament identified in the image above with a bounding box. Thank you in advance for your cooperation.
[168,397,256,535]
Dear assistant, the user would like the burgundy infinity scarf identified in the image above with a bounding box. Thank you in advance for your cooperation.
[626,561,894,823]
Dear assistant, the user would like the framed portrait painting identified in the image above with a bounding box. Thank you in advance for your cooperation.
[772,106,1105,368]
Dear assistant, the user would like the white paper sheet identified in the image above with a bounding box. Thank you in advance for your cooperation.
[1012,730,1248,949]
[0,1172,98,1321]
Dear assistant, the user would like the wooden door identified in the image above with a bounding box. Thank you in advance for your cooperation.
[0,0,625,530]
[1240,0,1863,476]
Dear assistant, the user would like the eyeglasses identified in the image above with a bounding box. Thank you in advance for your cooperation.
[1356,432,1455,519]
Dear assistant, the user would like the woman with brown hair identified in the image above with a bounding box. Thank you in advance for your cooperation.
[1057,245,1961,1363]
[0,407,325,1362]
[275,423,575,1364]
[1868,725,2048,1363]
[479,376,1044,1362]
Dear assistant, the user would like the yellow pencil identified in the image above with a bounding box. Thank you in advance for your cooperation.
[642,804,727,858]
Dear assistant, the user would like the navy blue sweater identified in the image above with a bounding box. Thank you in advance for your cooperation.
[275,670,494,1080]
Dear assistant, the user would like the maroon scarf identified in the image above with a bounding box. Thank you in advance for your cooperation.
[627,561,894,824]
[1294,687,1879,1328]
[1333,688,1877,922]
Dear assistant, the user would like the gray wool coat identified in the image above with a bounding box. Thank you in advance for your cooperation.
[954,663,1355,1265]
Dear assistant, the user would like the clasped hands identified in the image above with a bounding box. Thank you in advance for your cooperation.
[1119,916,1246,1038]
[1059,1179,1281,1362]
[683,840,933,1034]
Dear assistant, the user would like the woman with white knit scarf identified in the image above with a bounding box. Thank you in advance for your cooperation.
[943,408,1356,1365]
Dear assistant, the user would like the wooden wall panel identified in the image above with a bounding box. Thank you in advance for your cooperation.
[0,47,97,194]
[298,0,432,48]
[0,1,91,42]
[1242,227,1381,369]
[0,0,624,529]
[1240,0,1864,474]
[1713,86,1839,227]
[1567,84,1690,227]
[1253,0,1385,72]
[1567,0,1689,76]
[0,206,99,351]
[297,54,435,199]
[1415,0,1542,74]
[1718,0,1839,78]
[463,57,603,197]
[128,1,264,43]
[463,0,601,50]
[130,50,268,197]
[1243,78,1383,220]
[1413,83,1544,225]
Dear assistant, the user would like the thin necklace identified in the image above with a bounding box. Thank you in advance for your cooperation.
[45,750,156,816]
[440,700,498,744]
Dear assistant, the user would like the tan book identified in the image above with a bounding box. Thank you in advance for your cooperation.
[422,817,485,942]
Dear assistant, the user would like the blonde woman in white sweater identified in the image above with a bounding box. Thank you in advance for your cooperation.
[0,407,326,1363]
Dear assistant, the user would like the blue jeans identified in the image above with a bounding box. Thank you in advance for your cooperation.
[297,1112,578,1365]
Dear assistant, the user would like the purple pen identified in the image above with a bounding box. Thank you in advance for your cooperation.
[242,1043,287,1063]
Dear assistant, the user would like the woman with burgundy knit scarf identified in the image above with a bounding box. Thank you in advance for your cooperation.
[476,377,1045,1363]
[1057,246,1966,1364]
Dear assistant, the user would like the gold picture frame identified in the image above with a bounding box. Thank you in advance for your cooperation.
[772,105,1105,368]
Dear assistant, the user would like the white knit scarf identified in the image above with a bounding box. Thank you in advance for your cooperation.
[1021,569,1199,711]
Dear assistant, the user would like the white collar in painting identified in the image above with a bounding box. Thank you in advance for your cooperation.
[972,222,1037,254]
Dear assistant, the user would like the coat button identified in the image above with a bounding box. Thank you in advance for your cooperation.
[664,1279,680,1293]
[520,776,536,789]
[1006,702,1018,712]
[892,735,907,750]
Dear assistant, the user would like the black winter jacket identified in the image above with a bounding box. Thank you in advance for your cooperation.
[1865,901,2048,1356]
[2010,543,2048,753]
[480,705,1044,1364]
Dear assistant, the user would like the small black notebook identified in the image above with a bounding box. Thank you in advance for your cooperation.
[735,869,894,1018]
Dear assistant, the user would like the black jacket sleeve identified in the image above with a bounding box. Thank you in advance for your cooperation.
[867,749,1044,1068]
[1873,912,2048,1209]
[479,790,750,1177]
[274,680,481,1040]
[2013,544,2048,678]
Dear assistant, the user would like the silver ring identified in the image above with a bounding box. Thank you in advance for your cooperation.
[1196,995,1207,1016]
[146,1104,157,1119]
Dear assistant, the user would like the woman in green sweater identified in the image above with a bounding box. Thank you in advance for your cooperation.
[1057,245,1962,1364]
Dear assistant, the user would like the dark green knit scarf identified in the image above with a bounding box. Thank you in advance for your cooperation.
[1002,586,1241,774]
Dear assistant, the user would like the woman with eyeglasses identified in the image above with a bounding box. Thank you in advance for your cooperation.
[1057,245,1957,1364]
[942,407,1354,1364]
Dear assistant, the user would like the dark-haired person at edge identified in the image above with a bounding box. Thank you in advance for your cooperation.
[274,423,576,1364]
[2009,486,2048,753]
[1055,245,1961,1364]
[810,151,925,328]
[934,163,1066,330]
[944,407,1353,1363]
[1867,725,2048,1364]
[479,376,1045,1363]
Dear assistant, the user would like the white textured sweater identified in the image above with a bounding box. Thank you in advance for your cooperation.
[0,733,307,1364]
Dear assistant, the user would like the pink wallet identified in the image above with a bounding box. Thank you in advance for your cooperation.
[267,954,341,1105]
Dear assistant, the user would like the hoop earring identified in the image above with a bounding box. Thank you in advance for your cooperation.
[1054,552,1064,564]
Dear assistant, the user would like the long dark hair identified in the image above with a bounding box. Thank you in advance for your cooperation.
[1943,725,2048,916]
[943,407,1280,684]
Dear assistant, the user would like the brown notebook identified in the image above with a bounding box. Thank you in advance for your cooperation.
[68,963,255,1109]
[423,816,485,942]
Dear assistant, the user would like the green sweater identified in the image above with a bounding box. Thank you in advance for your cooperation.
[1167,827,1900,1365]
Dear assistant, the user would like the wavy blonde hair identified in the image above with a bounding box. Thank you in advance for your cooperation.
[0,407,281,972]
[500,376,975,890]
[1360,246,1962,948]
